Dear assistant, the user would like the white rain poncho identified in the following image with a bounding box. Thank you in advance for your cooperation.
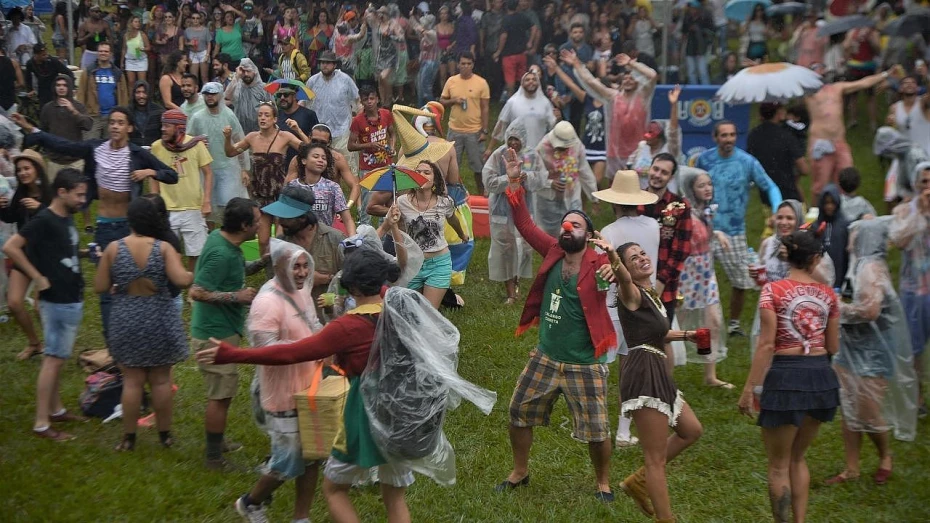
[675,167,727,365]
[873,126,930,201]
[492,71,557,150]
[534,126,598,237]
[187,104,251,207]
[834,217,919,442]
[750,199,835,358]
[323,224,424,321]
[360,287,496,485]
[225,58,272,134]
[482,118,542,282]
[248,239,323,428]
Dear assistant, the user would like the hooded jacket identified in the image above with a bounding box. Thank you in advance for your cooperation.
[25,56,73,107]
[38,74,94,164]
[75,61,130,116]
[129,81,165,147]
[814,184,850,287]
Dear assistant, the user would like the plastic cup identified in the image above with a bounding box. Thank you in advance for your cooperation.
[752,264,767,286]
[320,292,336,307]
[595,272,610,292]
[695,328,712,355]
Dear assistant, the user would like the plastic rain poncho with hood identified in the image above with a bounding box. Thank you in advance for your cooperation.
[361,286,497,486]
[225,58,272,134]
[814,184,850,287]
[533,125,598,237]
[323,224,424,322]
[482,118,542,282]
[888,161,930,296]
[675,166,727,365]
[492,71,557,151]
[187,88,252,209]
[750,198,835,357]
[873,126,930,201]
[247,239,324,429]
[834,217,919,442]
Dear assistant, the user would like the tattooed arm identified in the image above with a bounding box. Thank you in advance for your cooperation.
[189,284,256,304]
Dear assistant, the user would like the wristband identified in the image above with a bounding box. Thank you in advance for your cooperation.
[346,199,355,208]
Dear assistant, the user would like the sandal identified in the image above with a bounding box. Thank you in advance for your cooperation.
[17,343,43,361]
[115,434,136,452]
[824,471,859,485]
[706,380,735,390]
[504,296,518,305]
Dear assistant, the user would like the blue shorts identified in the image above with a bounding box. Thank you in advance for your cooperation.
[39,301,84,359]
[262,410,318,480]
[407,252,452,290]
[901,292,930,356]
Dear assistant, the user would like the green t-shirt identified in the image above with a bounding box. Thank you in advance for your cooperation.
[191,230,246,340]
[214,21,244,62]
[538,260,602,364]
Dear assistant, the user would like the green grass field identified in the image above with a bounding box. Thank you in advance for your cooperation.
[2,82,929,521]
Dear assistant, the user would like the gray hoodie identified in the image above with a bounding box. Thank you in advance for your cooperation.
[38,74,93,164]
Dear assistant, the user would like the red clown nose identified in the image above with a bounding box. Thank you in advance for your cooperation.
[562,222,574,232]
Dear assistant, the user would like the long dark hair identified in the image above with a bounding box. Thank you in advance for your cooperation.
[130,195,180,252]
[13,156,52,207]
[298,142,336,181]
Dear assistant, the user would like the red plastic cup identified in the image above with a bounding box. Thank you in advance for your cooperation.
[753,264,767,286]
[695,328,711,355]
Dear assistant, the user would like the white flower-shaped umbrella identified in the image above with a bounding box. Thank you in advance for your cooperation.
[715,62,823,104]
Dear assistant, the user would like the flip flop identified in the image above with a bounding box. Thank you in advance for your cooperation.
[824,472,859,486]
[707,381,735,390]
[17,343,43,361]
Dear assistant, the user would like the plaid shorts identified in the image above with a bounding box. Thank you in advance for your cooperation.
[509,349,610,443]
[713,233,756,290]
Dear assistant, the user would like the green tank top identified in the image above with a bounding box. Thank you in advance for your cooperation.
[538,260,602,364]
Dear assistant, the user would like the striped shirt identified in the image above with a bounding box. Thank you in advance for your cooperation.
[94,142,131,192]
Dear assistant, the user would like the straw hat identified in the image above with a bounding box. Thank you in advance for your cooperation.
[592,170,658,205]
[392,104,454,168]
[13,149,47,176]
[549,121,580,148]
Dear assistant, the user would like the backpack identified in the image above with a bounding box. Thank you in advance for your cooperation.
[79,369,123,418]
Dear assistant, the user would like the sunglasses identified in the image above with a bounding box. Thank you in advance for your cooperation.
[276,92,295,98]
[341,238,364,251]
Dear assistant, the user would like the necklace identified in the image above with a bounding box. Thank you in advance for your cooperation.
[414,192,433,213]
[640,285,667,316]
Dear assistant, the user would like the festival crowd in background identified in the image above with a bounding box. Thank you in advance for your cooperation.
[1,0,929,522]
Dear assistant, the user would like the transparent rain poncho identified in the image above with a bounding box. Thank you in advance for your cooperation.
[873,126,930,200]
[834,217,919,442]
[323,224,424,321]
[248,239,323,429]
[360,287,496,486]
[675,166,727,365]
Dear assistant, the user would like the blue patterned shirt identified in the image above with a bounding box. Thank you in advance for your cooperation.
[695,147,782,236]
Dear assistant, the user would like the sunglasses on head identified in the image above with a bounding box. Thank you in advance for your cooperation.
[341,238,364,251]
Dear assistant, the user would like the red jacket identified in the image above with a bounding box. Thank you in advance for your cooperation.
[507,186,617,359]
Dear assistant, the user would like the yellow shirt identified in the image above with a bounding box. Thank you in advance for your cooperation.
[441,74,490,134]
[151,136,214,211]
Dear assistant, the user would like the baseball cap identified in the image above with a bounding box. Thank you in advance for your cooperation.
[201,81,224,94]
[643,121,665,140]
[262,193,314,219]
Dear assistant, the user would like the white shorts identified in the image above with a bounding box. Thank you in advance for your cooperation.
[169,209,208,256]
[323,457,415,488]
[189,50,209,64]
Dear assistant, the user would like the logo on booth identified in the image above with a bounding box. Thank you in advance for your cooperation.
[685,146,708,166]
[678,99,725,128]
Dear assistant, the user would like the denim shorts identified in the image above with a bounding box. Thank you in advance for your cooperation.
[262,410,319,480]
[901,292,930,356]
[407,252,452,290]
[39,301,84,359]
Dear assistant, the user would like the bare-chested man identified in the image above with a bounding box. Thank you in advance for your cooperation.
[284,123,361,211]
[805,64,900,200]
[12,108,178,341]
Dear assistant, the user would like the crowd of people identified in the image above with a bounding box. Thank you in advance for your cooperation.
[1,0,929,522]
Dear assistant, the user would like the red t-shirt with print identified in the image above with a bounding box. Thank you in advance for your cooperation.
[759,279,839,353]
[350,108,394,172]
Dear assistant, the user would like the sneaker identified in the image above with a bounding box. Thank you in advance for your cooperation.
[33,427,75,442]
[234,495,269,523]
[615,435,639,448]
[728,320,746,337]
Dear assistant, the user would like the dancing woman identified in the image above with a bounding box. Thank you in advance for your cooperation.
[738,230,841,523]
[591,236,703,522]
